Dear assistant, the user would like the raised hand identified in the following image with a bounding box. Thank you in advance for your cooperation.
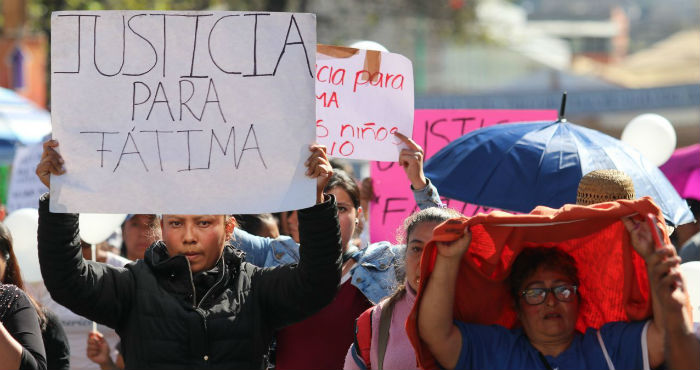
[394,132,428,190]
[87,331,115,368]
[35,139,65,188]
[305,144,333,204]
[435,226,471,259]
[621,215,659,260]
[647,246,686,309]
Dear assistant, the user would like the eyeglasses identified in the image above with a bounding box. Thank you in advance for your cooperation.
[519,284,578,305]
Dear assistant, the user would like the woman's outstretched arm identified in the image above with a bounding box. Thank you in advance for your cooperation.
[35,140,135,328]
[418,227,471,370]
[623,216,693,369]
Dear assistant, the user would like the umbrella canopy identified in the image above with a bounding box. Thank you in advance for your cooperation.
[660,144,700,201]
[0,87,51,163]
[424,119,694,226]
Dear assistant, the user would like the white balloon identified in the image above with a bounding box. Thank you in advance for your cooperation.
[4,208,41,283]
[621,113,677,166]
[680,261,700,321]
[348,40,389,52]
[79,213,127,245]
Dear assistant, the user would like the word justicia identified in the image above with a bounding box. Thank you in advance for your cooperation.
[52,12,313,79]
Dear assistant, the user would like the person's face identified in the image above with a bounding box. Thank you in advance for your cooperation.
[286,211,299,243]
[517,267,579,343]
[124,215,160,260]
[259,218,280,239]
[328,187,360,252]
[161,215,228,273]
[405,221,441,292]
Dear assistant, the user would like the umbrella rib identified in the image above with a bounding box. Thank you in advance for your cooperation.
[470,122,557,212]
[533,123,561,201]
[596,135,687,224]
[522,122,563,209]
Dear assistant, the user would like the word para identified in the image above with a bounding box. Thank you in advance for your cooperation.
[131,78,226,122]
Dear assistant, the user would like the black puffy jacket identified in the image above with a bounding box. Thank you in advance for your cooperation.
[37,194,341,369]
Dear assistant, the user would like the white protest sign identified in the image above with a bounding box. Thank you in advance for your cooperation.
[50,11,316,214]
[315,45,413,161]
[7,142,47,212]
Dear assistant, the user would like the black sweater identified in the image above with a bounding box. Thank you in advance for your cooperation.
[38,194,341,369]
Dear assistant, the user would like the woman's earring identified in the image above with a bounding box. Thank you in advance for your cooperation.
[355,219,359,225]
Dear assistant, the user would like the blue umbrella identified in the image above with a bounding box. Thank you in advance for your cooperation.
[0,87,51,163]
[423,101,694,226]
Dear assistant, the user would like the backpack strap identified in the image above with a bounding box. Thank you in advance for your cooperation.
[376,300,395,370]
[596,329,616,370]
[352,306,374,369]
[641,321,651,370]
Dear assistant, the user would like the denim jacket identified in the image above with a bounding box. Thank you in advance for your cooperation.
[344,241,406,303]
[412,178,443,210]
[231,230,300,268]
[233,179,443,303]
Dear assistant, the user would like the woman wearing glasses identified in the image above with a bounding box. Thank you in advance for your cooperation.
[418,217,672,370]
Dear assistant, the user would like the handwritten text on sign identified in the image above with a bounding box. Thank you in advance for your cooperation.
[51,11,316,214]
[315,45,413,161]
[369,109,557,243]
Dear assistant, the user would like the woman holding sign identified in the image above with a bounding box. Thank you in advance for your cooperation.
[35,140,342,369]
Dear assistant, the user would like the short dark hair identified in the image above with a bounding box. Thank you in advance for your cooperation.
[508,247,580,308]
[233,214,275,236]
[324,169,360,209]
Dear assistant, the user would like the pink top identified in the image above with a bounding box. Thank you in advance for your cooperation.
[343,282,419,370]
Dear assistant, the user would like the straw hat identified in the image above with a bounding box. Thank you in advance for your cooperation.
[576,169,635,206]
[577,169,676,235]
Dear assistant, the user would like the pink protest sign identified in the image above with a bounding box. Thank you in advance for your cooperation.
[369,109,557,244]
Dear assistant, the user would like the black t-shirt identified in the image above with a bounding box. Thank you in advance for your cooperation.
[0,284,47,370]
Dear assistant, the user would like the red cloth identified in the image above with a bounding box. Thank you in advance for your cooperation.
[276,280,372,370]
[406,197,668,370]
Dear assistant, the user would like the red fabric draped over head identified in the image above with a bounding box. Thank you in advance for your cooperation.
[406,197,668,370]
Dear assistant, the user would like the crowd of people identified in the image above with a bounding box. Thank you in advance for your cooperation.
[0,128,696,370]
